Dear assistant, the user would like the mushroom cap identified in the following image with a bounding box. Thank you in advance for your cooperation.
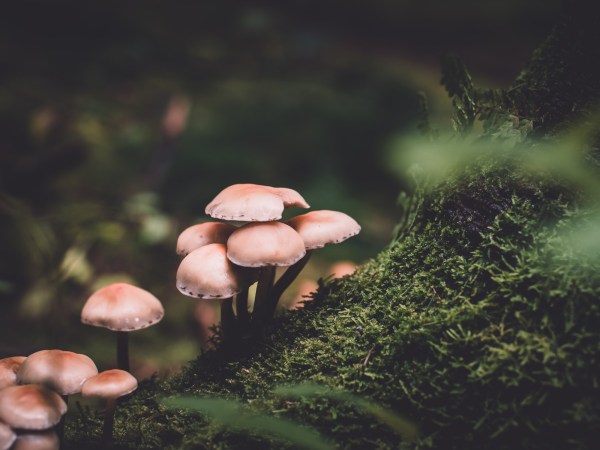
[176,222,236,256]
[226,221,306,267]
[176,243,259,299]
[10,430,59,450]
[0,385,67,430]
[81,282,164,332]
[17,350,98,396]
[0,421,16,450]
[205,184,309,222]
[81,369,138,399]
[0,356,26,390]
[286,210,361,250]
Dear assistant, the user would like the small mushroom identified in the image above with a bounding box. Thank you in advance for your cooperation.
[0,422,16,450]
[81,369,138,447]
[176,222,236,256]
[177,243,259,343]
[17,350,98,396]
[0,385,67,430]
[81,282,164,372]
[269,210,361,312]
[226,221,306,322]
[176,243,259,300]
[0,356,26,390]
[205,183,309,222]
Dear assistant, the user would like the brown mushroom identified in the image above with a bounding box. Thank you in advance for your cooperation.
[205,184,309,222]
[17,350,98,396]
[268,210,361,313]
[0,385,67,430]
[81,282,164,372]
[176,243,258,300]
[226,221,306,322]
[177,243,259,343]
[81,369,138,446]
[176,222,236,256]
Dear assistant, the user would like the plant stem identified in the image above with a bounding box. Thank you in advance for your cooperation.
[116,331,129,372]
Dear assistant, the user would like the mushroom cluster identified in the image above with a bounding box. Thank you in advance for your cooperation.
[0,280,157,448]
[176,183,360,344]
[0,349,139,448]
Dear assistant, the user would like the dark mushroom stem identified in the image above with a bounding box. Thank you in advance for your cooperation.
[265,250,312,319]
[116,331,129,372]
[102,397,118,447]
[220,298,235,343]
[235,288,250,329]
[253,266,276,319]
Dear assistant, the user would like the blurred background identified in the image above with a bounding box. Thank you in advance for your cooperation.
[0,0,561,376]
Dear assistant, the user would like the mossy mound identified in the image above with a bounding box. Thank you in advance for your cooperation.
[66,161,600,449]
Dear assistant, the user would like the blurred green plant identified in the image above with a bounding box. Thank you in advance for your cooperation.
[274,382,419,443]
[162,395,333,450]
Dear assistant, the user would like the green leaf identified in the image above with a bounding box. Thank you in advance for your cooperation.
[274,383,419,443]
[162,396,333,450]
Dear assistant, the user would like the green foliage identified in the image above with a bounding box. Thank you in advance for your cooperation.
[274,383,419,442]
[163,396,333,450]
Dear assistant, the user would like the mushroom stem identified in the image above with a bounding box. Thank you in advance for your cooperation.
[253,266,276,319]
[267,250,313,316]
[102,397,117,448]
[235,288,250,329]
[220,298,235,343]
[116,332,129,372]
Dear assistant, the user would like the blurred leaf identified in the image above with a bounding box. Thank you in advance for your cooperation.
[163,396,333,450]
[59,245,93,284]
[274,383,419,442]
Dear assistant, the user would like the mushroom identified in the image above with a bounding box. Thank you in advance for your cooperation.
[0,356,26,390]
[205,183,309,222]
[10,431,59,450]
[176,222,236,256]
[17,349,98,443]
[0,422,16,450]
[269,210,361,311]
[0,385,67,430]
[176,243,259,342]
[81,282,164,371]
[81,369,138,446]
[226,221,306,323]
[17,350,98,397]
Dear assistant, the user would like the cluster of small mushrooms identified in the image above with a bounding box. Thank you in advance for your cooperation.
[0,283,165,449]
[176,183,360,343]
[0,182,359,448]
